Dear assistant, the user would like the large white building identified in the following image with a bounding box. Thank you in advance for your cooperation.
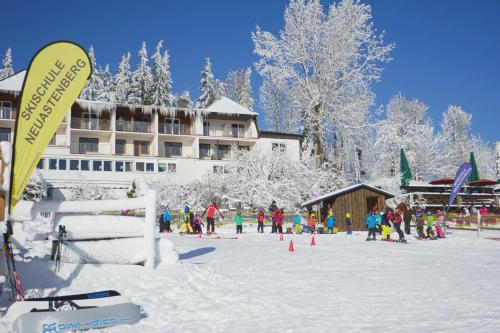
[0,71,302,200]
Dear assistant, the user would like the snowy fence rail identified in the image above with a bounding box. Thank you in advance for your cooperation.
[12,190,158,269]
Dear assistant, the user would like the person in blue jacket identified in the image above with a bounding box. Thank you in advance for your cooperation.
[365,210,378,241]
[324,205,336,234]
[159,207,171,233]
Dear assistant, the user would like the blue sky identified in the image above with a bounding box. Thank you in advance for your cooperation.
[1,0,498,142]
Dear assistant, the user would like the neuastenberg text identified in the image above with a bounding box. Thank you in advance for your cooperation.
[21,58,87,144]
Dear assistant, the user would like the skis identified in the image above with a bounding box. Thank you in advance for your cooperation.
[3,227,25,301]
[54,225,67,272]
[27,290,121,302]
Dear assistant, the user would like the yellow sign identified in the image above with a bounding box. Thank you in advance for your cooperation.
[10,41,91,211]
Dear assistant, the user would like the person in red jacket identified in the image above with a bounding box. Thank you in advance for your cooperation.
[257,209,265,233]
[393,208,406,242]
[273,208,285,234]
[202,201,224,234]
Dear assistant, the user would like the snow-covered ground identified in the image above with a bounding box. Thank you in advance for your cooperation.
[2,225,500,332]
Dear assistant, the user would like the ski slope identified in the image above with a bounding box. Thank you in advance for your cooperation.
[1,225,500,332]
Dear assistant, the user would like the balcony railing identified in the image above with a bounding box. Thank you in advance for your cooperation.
[71,117,110,130]
[199,149,231,160]
[158,122,191,135]
[0,107,16,120]
[203,126,249,138]
[79,142,99,154]
[116,120,152,133]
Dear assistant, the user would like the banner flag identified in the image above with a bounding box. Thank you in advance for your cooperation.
[448,163,473,208]
[9,42,91,212]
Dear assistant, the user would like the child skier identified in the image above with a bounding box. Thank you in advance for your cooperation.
[435,210,445,238]
[325,205,336,234]
[257,209,265,233]
[159,207,171,233]
[273,208,285,234]
[380,211,392,241]
[308,212,316,234]
[293,211,302,234]
[365,211,378,241]
[426,212,436,239]
[416,211,426,239]
[192,213,204,234]
[235,211,243,234]
[345,212,353,234]
[180,206,194,234]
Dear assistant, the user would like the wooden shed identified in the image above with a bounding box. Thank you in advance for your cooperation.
[301,183,394,231]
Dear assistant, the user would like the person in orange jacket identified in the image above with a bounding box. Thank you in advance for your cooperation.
[308,212,316,234]
[202,201,224,234]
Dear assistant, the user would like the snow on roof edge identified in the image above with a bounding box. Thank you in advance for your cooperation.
[301,183,395,207]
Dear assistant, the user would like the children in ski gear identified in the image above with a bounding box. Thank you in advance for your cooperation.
[235,211,243,234]
[345,212,353,234]
[403,208,412,235]
[324,205,335,234]
[392,209,406,242]
[273,209,284,234]
[180,206,194,234]
[203,201,224,234]
[380,211,391,240]
[257,209,265,233]
[159,208,171,233]
[192,213,204,234]
[426,212,436,239]
[435,210,445,238]
[365,211,378,241]
[293,211,302,234]
[416,211,426,239]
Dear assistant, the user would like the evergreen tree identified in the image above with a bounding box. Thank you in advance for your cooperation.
[114,52,132,104]
[151,40,173,107]
[80,46,103,100]
[196,57,216,108]
[128,42,153,105]
[98,64,116,102]
[0,47,13,80]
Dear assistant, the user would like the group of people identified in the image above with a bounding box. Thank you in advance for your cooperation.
[159,201,225,235]
[365,206,447,242]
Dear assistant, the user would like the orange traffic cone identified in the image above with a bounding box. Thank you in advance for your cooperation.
[311,236,316,246]
[279,233,284,241]
[288,240,294,252]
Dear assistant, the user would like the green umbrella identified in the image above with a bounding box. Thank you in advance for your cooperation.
[469,152,479,182]
[400,148,413,187]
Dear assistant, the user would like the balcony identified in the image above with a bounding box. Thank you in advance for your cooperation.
[116,120,151,133]
[199,148,231,160]
[71,117,110,131]
[203,125,249,138]
[0,107,16,120]
[79,142,99,154]
[158,122,191,135]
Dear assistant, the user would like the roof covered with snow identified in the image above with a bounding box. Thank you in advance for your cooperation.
[0,70,25,92]
[206,97,257,116]
[301,183,395,207]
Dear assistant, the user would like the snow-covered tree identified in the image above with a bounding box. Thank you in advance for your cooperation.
[22,169,46,202]
[214,79,226,101]
[80,46,103,100]
[128,42,153,105]
[151,40,173,107]
[470,135,496,179]
[174,90,193,108]
[97,64,116,102]
[0,48,13,80]
[114,52,132,104]
[371,93,437,183]
[225,68,254,111]
[196,57,217,108]
[68,183,117,201]
[436,105,473,176]
[253,0,394,168]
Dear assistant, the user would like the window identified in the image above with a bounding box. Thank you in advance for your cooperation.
[217,145,231,159]
[82,111,99,130]
[199,143,210,159]
[213,165,225,174]
[133,117,151,133]
[168,163,176,173]
[158,163,166,173]
[37,159,45,169]
[134,141,150,156]
[0,128,10,142]
[49,159,57,170]
[125,161,132,172]
[70,160,79,171]
[81,160,90,171]
[115,139,126,155]
[0,101,12,119]
[58,159,67,170]
[164,142,182,157]
[146,162,154,172]
[272,142,286,152]
[203,122,210,136]
[163,118,180,134]
[231,124,245,138]
[93,160,102,171]
[104,161,112,171]
[136,162,145,172]
[238,146,249,151]
[116,161,124,172]
[79,138,98,154]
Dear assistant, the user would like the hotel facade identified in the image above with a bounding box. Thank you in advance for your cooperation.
[0,71,302,200]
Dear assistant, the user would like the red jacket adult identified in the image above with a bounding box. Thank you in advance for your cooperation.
[203,204,223,219]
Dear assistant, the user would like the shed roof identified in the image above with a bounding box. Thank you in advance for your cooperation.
[301,183,395,207]
[206,97,258,116]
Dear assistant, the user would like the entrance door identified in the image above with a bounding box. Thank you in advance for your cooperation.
[366,197,379,214]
